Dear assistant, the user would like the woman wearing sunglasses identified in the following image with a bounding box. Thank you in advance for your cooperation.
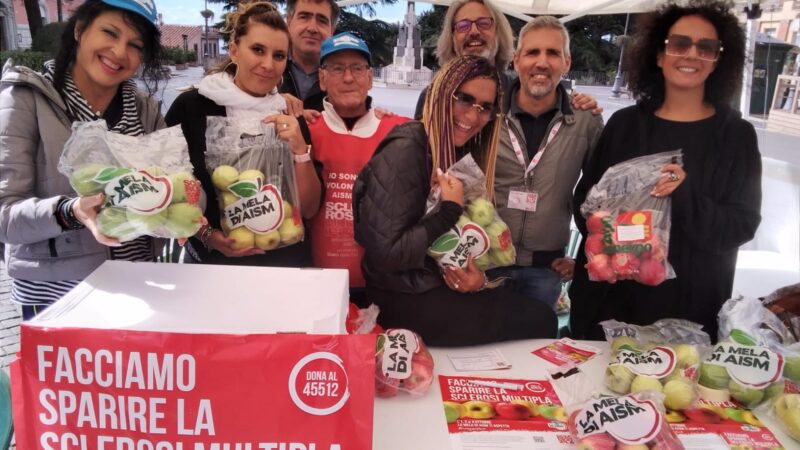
[353,55,557,346]
[569,0,761,341]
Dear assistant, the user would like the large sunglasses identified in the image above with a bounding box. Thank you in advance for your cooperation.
[452,92,497,118]
[453,17,494,34]
[664,34,723,61]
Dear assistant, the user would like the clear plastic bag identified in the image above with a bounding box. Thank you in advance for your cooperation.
[580,150,682,285]
[374,329,434,398]
[549,364,685,449]
[58,120,202,241]
[205,117,303,251]
[600,319,710,411]
[696,295,799,409]
[425,154,516,271]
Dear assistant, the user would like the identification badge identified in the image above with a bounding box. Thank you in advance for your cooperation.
[508,188,538,212]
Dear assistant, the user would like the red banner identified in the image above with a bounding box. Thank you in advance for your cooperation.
[12,326,375,450]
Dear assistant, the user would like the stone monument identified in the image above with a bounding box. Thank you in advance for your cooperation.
[380,1,431,86]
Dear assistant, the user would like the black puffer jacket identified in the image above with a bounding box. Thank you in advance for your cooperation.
[353,122,462,293]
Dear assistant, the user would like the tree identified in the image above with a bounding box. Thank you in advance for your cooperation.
[335,11,398,67]
[417,5,447,70]
[565,14,627,74]
[23,0,45,42]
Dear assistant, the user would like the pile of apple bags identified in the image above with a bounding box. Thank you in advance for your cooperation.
[701,295,800,441]
[601,319,710,413]
[58,120,203,241]
[205,117,303,251]
[374,329,434,398]
[425,154,516,271]
[580,150,682,285]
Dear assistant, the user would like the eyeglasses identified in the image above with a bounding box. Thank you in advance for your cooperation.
[453,17,494,34]
[452,92,497,119]
[321,63,370,77]
[664,34,723,61]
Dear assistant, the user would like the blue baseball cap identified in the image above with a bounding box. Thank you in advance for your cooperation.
[101,0,158,27]
[320,32,371,65]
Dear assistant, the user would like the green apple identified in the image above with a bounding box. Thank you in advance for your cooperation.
[765,380,786,400]
[473,253,491,271]
[611,336,640,355]
[126,208,167,234]
[254,229,281,250]
[466,198,494,226]
[220,191,239,207]
[674,344,701,369]
[227,227,255,250]
[283,201,294,218]
[238,169,266,183]
[96,207,137,240]
[169,171,195,203]
[70,163,110,196]
[278,216,304,245]
[143,166,167,176]
[729,379,765,408]
[698,362,730,390]
[605,364,635,394]
[775,393,800,440]
[783,356,800,384]
[489,248,515,266]
[456,214,472,229]
[212,165,239,191]
[663,377,696,410]
[164,203,202,237]
[443,401,465,424]
[723,407,745,422]
[486,221,510,250]
[631,375,663,394]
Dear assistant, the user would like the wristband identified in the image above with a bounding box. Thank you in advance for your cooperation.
[293,144,312,163]
[198,225,217,250]
[55,197,85,231]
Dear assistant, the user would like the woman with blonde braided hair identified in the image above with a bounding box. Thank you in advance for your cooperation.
[166,1,321,266]
[354,55,557,346]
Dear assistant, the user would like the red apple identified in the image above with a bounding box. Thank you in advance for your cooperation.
[611,252,640,278]
[584,233,606,257]
[636,258,667,286]
[375,362,400,398]
[683,407,723,424]
[641,234,666,262]
[577,433,616,450]
[646,421,684,450]
[495,402,532,420]
[587,254,615,282]
[402,359,434,396]
[587,211,612,235]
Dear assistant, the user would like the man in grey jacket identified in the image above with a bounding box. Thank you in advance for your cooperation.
[490,17,604,310]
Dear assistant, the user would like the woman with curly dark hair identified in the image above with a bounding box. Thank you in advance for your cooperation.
[569,0,762,341]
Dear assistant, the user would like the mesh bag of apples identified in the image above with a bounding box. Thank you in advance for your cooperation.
[698,295,800,440]
[580,150,682,285]
[204,117,304,251]
[374,329,434,398]
[58,120,203,241]
[425,154,516,271]
[551,361,685,449]
[600,319,711,421]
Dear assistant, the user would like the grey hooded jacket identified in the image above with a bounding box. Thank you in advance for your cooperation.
[0,63,164,281]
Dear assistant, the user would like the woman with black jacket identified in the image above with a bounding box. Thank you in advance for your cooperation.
[569,0,762,341]
[353,55,557,346]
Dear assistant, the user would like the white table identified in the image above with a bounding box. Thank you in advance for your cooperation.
[372,339,796,449]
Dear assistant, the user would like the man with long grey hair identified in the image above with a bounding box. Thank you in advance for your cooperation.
[414,0,514,118]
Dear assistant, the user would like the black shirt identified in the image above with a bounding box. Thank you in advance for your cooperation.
[508,87,561,160]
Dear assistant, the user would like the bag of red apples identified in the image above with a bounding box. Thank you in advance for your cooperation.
[425,154,516,271]
[549,362,685,449]
[580,150,682,285]
[374,329,434,398]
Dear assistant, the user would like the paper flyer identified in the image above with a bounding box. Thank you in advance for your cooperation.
[531,338,602,366]
[669,401,785,449]
[438,375,573,450]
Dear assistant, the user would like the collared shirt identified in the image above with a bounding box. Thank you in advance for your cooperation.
[289,59,319,100]
[508,86,562,160]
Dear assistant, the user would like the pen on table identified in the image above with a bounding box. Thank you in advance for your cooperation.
[468,380,523,391]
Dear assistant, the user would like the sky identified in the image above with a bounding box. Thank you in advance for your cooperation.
[155,0,432,26]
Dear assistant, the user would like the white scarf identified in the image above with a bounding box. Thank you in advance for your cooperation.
[198,71,286,134]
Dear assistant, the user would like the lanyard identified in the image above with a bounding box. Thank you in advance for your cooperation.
[506,118,563,180]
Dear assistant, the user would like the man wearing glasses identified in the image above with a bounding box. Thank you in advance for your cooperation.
[308,33,409,305]
[414,0,514,119]
[281,0,339,112]
[490,17,604,312]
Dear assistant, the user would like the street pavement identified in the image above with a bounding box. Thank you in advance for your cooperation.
[1,66,798,368]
